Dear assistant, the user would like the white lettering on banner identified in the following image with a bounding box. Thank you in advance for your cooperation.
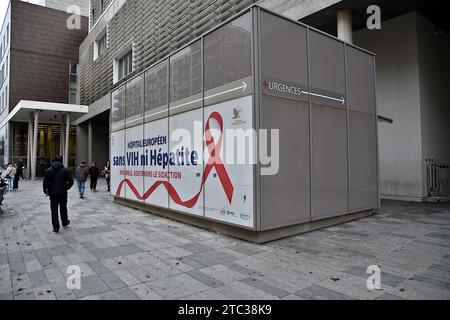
[262,80,346,105]
[263,80,303,96]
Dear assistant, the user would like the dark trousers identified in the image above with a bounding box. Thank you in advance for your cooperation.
[50,193,68,230]
[106,177,110,191]
[13,175,19,190]
[90,178,98,191]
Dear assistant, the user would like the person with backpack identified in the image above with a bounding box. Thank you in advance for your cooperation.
[75,160,89,199]
[43,156,74,233]
[88,162,100,192]
[1,163,17,192]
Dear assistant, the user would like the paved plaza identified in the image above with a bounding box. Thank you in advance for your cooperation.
[0,179,449,300]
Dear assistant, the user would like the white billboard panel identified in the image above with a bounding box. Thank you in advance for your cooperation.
[124,125,144,202]
[143,118,169,208]
[111,96,254,228]
[111,130,126,198]
[204,95,254,228]
[168,109,204,216]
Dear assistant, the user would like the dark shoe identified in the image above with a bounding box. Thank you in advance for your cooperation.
[53,228,59,233]
[63,220,71,228]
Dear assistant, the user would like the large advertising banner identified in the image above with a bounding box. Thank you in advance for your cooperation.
[204,95,254,228]
[168,109,204,216]
[124,125,144,202]
[111,96,254,228]
[111,129,126,198]
[143,118,169,209]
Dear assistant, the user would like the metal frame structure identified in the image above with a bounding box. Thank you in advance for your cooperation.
[109,4,378,241]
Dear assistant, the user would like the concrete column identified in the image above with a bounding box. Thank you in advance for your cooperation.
[337,9,353,44]
[60,123,65,157]
[64,113,70,168]
[88,121,93,164]
[27,113,33,179]
[31,111,39,180]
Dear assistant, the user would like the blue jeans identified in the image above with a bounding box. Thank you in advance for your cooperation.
[77,181,86,197]
[7,176,14,192]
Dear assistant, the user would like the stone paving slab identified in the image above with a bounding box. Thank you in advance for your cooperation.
[0,180,450,300]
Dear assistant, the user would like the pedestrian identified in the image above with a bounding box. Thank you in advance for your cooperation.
[88,162,100,192]
[13,163,19,190]
[42,155,74,233]
[104,160,111,192]
[75,160,89,199]
[18,161,24,179]
[39,159,46,178]
[1,163,16,192]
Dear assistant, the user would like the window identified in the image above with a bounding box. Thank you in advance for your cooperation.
[114,49,133,83]
[94,28,107,60]
[119,50,133,80]
[69,62,79,104]
[5,56,7,77]
[6,25,8,46]
[97,33,106,57]
[100,0,105,13]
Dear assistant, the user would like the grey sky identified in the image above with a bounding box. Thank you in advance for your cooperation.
[1,0,45,27]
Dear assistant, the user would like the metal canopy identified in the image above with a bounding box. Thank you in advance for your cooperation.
[0,100,89,128]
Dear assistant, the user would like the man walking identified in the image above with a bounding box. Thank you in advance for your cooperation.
[43,156,74,233]
[88,162,100,192]
[75,161,89,199]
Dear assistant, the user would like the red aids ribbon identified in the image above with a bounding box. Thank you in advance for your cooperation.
[115,112,234,207]
[204,112,234,203]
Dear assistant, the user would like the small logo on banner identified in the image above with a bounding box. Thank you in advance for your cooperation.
[231,107,245,126]
[232,108,241,120]
[240,212,250,220]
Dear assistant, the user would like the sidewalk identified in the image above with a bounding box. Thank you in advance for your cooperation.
[0,179,449,300]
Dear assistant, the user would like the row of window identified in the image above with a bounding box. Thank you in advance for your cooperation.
[0,86,8,112]
[0,24,9,63]
[94,27,133,83]
[91,0,107,27]
[69,62,79,104]
[111,12,253,124]
[0,55,8,89]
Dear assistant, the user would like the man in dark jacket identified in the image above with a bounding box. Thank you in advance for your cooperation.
[43,156,74,233]
[88,162,100,192]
